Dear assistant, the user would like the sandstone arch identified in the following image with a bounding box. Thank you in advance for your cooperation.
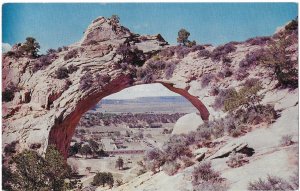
[48,79,209,158]
[3,16,217,158]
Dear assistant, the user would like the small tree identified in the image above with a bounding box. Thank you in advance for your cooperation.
[110,15,120,32]
[177,29,190,46]
[110,14,120,24]
[20,37,40,58]
[116,157,124,170]
[2,82,19,103]
[55,66,69,79]
[69,142,81,157]
[80,144,92,158]
[44,145,71,191]
[260,35,298,88]
[9,146,71,191]
[92,172,114,188]
[88,139,99,157]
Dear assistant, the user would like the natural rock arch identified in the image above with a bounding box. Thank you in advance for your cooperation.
[5,16,259,158]
[48,78,209,158]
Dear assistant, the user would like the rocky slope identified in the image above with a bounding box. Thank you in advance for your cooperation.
[2,16,298,190]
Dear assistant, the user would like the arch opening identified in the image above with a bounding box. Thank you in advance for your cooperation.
[48,81,210,159]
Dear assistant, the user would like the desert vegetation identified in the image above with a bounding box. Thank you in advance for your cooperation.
[248,174,298,191]
[78,112,185,127]
[2,82,20,102]
[2,145,79,191]
[91,172,114,188]
[192,162,227,191]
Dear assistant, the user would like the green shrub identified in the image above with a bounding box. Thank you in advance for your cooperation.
[19,37,40,58]
[91,172,114,188]
[177,28,190,46]
[6,145,71,191]
[4,141,19,156]
[285,17,298,31]
[223,82,262,112]
[55,67,69,79]
[64,49,78,61]
[116,44,145,66]
[2,83,19,102]
[260,35,298,88]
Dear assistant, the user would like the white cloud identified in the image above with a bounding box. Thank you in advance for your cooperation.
[2,43,12,53]
[105,83,179,99]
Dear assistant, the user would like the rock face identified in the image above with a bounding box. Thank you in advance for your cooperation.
[2,16,210,158]
[172,112,203,135]
[2,16,297,163]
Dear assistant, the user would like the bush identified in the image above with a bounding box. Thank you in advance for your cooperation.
[159,47,175,58]
[182,156,195,168]
[235,67,249,81]
[223,81,262,112]
[260,35,298,88]
[2,82,19,102]
[80,72,94,91]
[68,64,79,74]
[7,145,71,191]
[136,66,154,83]
[226,152,249,168]
[116,179,123,187]
[190,45,205,52]
[195,127,212,141]
[201,73,215,88]
[246,36,271,46]
[32,53,57,72]
[285,17,298,31]
[144,148,166,173]
[280,135,293,146]
[248,175,296,191]
[116,157,124,170]
[4,141,19,156]
[46,48,57,54]
[64,49,78,61]
[162,161,181,176]
[63,46,69,51]
[177,28,190,46]
[234,104,277,125]
[165,62,177,79]
[19,37,40,58]
[175,46,191,59]
[162,135,193,161]
[217,67,232,78]
[192,161,223,186]
[91,172,114,188]
[197,49,211,59]
[211,42,236,62]
[116,44,145,66]
[80,144,92,158]
[55,67,69,79]
[239,49,265,68]
[222,56,232,64]
[213,88,235,110]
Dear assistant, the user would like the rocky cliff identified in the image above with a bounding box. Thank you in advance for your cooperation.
[2,16,298,190]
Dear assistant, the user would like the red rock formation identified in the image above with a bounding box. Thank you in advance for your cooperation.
[161,82,209,121]
[48,74,134,158]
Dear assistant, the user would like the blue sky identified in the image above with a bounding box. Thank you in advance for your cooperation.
[2,3,298,99]
[2,3,298,53]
